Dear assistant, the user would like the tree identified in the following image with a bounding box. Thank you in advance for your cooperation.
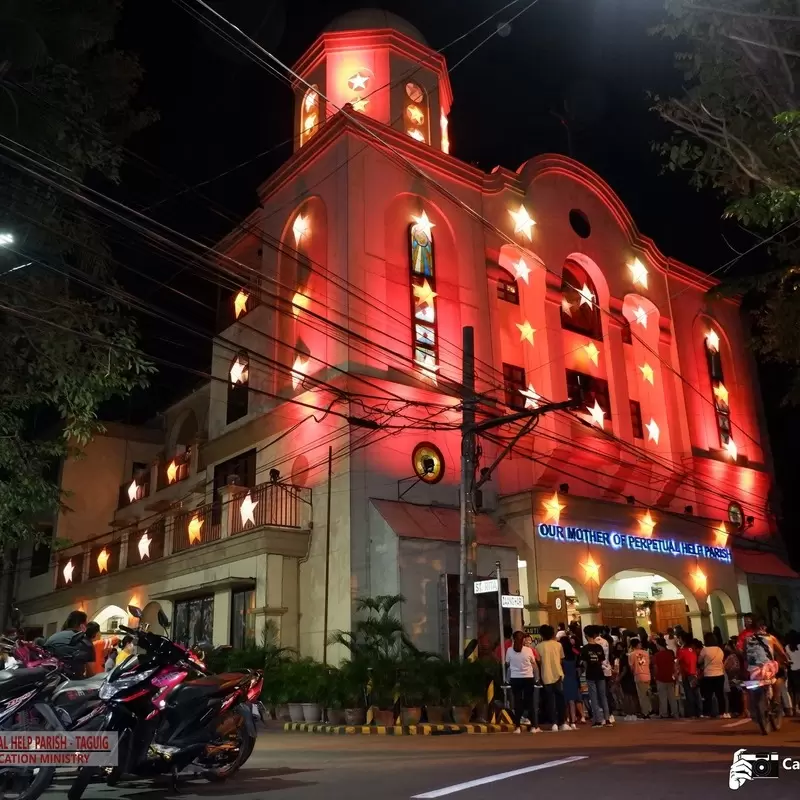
[652,0,800,399]
[0,0,155,546]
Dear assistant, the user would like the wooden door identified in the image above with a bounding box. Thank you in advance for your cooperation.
[547,590,568,630]
[652,600,688,634]
[600,599,637,631]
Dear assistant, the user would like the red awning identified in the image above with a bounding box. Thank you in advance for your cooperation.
[371,499,513,548]
[733,549,800,579]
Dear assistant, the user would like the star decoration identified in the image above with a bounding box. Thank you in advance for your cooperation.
[629,258,648,288]
[413,279,438,308]
[138,532,152,561]
[352,97,369,113]
[645,418,660,445]
[581,556,601,584]
[63,559,75,585]
[586,400,605,429]
[713,383,729,406]
[407,105,424,125]
[639,363,654,385]
[516,320,536,345]
[725,438,738,461]
[304,91,318,112]
[291,355,308,389]
[127,480,139,504]
[303,113,317,133]
[97,548,110,574]
[519,384,541,409]
[411,210,435,240]
[691,566,707,593]
[513,257,531,284]
[229,357,247,385]
[633,305,648,328]
[240,492,259,528]
[188,514,203,545]
[561,297,573,317]
[166,460,178,484]
[578,284,595,307]
[639,510,656,537]
[292,213,310,244]
[584,342,600,366]
[706,330,720,352]
[714,523,729,548]
[348,72,369,91]
[542,492,566,524]
[234,290,248,319]
[509,204,535,240]
[408,128,426,142]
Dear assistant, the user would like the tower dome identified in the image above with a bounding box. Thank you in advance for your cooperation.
[323,9,428,46]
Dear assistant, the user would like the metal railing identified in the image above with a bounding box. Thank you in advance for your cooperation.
[172,503,221,553]
[228,482,308,534]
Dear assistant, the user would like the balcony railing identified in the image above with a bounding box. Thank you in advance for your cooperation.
[156,448,192,491]
[172,503,221,553]
[118,472,151,509]
[229,481,306,534]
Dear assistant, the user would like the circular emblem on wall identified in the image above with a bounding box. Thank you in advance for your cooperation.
[412,442,445,484]
[555,597,563,611]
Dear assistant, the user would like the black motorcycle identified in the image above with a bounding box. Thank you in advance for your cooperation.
[67,606,263,800]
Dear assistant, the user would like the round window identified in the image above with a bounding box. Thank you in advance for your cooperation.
[569,209,591,239]
[728,501,744,529]
[406,82,424,103]
[412,442,445,484]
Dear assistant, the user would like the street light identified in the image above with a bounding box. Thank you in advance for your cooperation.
[0,233,14,246]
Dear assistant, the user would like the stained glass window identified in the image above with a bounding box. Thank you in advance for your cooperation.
[409,216,438,377]
[705,331,731,447]
[561,261,602,341]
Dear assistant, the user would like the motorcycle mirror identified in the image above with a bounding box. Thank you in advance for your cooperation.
[128,605,143,619]
[157,610,170,629]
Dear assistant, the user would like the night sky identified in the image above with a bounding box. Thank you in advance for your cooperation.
[103,0,799,561]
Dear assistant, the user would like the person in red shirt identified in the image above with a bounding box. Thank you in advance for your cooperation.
[677,634,700,719]
[493,626,513,663]
[653,637,678,718]
[736,615,756,653]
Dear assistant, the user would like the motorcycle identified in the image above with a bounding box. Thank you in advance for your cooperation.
[67,605,263,800]
[739,677,784,735]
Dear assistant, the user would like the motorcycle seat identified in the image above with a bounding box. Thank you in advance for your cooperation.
[168,672,248,705]
[0,667,53,689]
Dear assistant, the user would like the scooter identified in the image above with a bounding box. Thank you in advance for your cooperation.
[67,605,263,800]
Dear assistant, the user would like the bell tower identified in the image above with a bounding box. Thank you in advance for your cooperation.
[292,9,453,155]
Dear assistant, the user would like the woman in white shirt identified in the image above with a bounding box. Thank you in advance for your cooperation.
[506,631,541,733]
[699,632,728,719]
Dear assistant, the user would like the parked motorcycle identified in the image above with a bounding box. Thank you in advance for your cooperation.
[67,606,263,800]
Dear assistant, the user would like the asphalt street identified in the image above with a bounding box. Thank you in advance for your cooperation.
[41,716,800,800]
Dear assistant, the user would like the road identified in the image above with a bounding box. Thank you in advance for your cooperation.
[44,716,800,800]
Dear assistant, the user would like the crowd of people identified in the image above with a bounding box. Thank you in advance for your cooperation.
[501,616,800,734]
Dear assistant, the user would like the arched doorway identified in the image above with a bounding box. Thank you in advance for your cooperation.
[599,570,698,636]
[708,590,737,642]
[93,605,128,635]
[548,577,589,632]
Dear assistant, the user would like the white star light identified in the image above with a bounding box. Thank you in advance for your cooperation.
[725,438,738,461]
[629,258,648,288]
[513,257,531,284]
[240,492,259,527]
[519,384,541,409]
[229,357,247,385]
[62,559,75,584]
[586,400,606,429]
[633,305,648,328]
[645,418,660,445]
[411,210,435,240]
[138,532,152,561]
[348,72,369,91]
[292,213,310,244]
[127,480,139,503]
[706,330,720,352]
[509,205,535,240]
[578,284,595,307]
[561,297,573,317]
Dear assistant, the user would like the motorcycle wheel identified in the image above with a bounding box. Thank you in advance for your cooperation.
[751,690,769,736]
[0,714,59,800]
[201,711,256,783]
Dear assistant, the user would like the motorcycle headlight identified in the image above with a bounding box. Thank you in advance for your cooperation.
[99,668,157,700]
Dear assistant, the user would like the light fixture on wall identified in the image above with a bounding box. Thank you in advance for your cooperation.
[127,480,139,504]
[542,492,565,524]
[513,257,531,284]
[509,204,535,240]
[516,320,536,345]
[629,258,648,289]
[188,514,203,545]
[229,357,248,385]
[714,522,729,548]
[638,510,656,537]
[96,548,110,574]
[581,555,601,584]
[440,111,450,154]
[691,566,707,593]
[561,298,574,317]
[347,71,369,91]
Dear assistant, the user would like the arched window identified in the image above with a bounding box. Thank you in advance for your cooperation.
[560,261,602,341]
[404,82,429,144]
[300,85,320,147]
[409,212,438,377]
[227,351,249,425]
[704,327,732,451]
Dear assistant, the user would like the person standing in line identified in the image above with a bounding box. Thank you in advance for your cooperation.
[665,627,679,654]
[653,637,678,719]
[699,631,728,719]
[555,622,567,641]
[676,633,700,719]
[629,638,652,718]
[786,630,800,715]
[561,633,580,729]
[535,624,568,731]
[581,626,613,727]
[595,626,616,717]
[493,625,513,662]
[84,622,104,677]
[506,631,541,734]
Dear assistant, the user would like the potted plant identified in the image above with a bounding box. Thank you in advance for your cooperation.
[369,665,398,727]
[322,667,347,725]
[448,659,487,724]
[398,661,429,726]
[300,659,325,723]
[339,660,368,725]
[422,659,450,724]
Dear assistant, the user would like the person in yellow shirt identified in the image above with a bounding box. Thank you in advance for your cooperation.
[115,635,135,666]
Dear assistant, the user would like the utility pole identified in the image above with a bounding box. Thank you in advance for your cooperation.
[458,325,579,660]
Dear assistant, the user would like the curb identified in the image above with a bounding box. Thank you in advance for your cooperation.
[283,722,516,735]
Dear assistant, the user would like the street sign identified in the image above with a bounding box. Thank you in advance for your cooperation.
[501,595,524,609]
[473,579,498,594]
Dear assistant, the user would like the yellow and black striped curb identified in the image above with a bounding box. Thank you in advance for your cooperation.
[283,722,516,735]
